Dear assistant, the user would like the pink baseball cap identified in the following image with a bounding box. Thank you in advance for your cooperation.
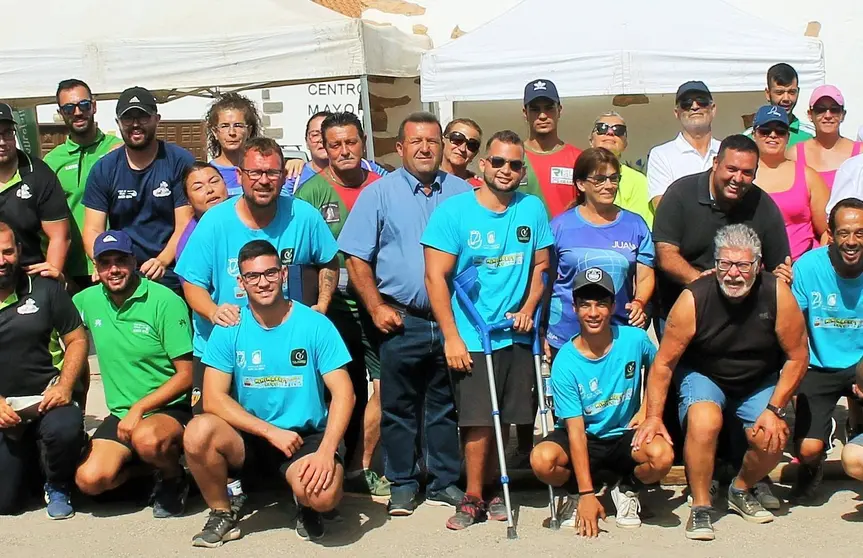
[810,85,845,107]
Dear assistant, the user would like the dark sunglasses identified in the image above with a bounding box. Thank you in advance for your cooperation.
[59,99,93,115]
[446,131,481,153]
[594,122,627,137]
[487,156,524,172]
[811,105,844,115]
[755,125,789,138]
[678,96,712,111]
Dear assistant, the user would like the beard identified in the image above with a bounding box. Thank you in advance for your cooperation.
[0,262,19,290]
[123,127,157,151]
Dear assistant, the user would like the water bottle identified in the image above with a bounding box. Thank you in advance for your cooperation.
[540,355,554,411]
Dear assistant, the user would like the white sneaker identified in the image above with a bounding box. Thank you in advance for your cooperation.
[687,480,719,507]
[610,483,641,529]
[557,494,579,528]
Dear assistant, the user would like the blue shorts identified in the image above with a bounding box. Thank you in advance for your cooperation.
[674,368,775,428]
[850,433,863,447]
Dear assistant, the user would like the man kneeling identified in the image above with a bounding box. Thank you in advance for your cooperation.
[184,240,354,547]
[74,231,193,517]
[530,268,673,537]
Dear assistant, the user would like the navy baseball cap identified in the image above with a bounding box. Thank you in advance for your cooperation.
[116,86,158,117]
[0,103,15,124]
[93,230,134,258]
[753,104,789,128]
[524,79,561,106]
[572,267,615,298]
[675,81,712,102]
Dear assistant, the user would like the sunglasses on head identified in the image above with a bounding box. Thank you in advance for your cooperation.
[811,105,844,115]
[445,131,481,153]
[59,99,93,116]
[678,96,712,111]
[594,122,627,137]
[487,156,524,172]
[755,125,789,138]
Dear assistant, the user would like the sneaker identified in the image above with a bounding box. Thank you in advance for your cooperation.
[446,495,486,530]
[557,494,579,528]
[152,473,189,518]
[344,469,392,497]
[296,506,325,541]
[487,495,508,522]
[191,509,241,548]
[44,483,74,520]
[753,479,781,511]
[687,480,720,507]
[426,484,465,508]
[685,506,715,541]
[387,491,419,517]
[230,493,248,519]
[610,483,642,529]
[791,460,824,502]
[727,486,774,524]
[322,508,343,523]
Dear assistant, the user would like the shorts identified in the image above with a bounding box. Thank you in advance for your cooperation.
[794,365,856,445]
[849,433,863,447]
[237,430,344,478]
[192,356,205,415]
[675,368,775,428]
[541,428,637,488]
[452,343,534,427]
[91,405,192,451]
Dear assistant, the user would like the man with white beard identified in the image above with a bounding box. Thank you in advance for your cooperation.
[633,224,809,541]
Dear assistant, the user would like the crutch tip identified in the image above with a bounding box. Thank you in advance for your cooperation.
[548,519,560,530]
[507,526,518,539]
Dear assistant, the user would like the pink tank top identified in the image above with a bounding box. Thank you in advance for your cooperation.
[797,141,863,189]
[766,157,816,261]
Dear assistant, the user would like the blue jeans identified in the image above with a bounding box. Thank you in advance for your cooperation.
[674,368,776,428]
[379,314,461,497]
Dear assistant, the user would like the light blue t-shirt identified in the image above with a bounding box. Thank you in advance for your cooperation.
[551,325,656,439]
[791,246,863,370]
[202,303,351,433]
[421,191,553,352]
[175,196,339,356]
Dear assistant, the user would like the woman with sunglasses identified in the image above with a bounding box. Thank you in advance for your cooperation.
[787,85,862,190]
[545,148,655,356]
[588,112,653,228]
[441,118,483,187]
[752,105,829,261]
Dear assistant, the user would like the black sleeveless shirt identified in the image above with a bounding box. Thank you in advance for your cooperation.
[680,271,783,397]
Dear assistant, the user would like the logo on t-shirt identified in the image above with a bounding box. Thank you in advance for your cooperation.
[321,203,340,224]
[17,298,39,315]
[118,190,137,200]
[153,181,171,198]
[16,184,31,199]
[94,319,102,327]
[131,323,151,335]
[291,348,308,366]
[550,167,573,185]
[516,226,532,243]
[251,350,263,366]
[625,361,636,379]
[191,388,201,408]
[827,293,837,308]
[588,377,600,394]
[228,258,239,277]
[280,248,294,265]
[236,351,247,368]
[468,230,482,249]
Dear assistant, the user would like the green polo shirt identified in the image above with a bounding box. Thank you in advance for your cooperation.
[73,277,192,418]
[44,131,122,277]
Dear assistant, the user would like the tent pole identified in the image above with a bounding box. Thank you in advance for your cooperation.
[360,75,376,161]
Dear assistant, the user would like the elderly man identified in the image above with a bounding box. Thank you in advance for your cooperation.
[635,224,808,541]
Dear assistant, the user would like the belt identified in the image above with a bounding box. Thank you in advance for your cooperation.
[381,295,435,321]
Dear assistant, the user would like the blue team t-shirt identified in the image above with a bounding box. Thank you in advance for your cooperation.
[551,325,656,439]
[83,141,194,290]
[202,303,351,433]
[421,191,553,352]
[211,162,242,197]
[547,207,654,348]
[791,246,863,370]
[175,195,339,356]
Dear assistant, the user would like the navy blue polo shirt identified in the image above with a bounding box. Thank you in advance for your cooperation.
[83,141,194,290]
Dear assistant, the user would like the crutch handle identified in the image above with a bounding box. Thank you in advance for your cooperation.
[488,318,515,332]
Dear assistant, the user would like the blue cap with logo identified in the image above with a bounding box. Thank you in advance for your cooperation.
[524,79,561,106]
[753,104,789,128]
[93,230,134,258]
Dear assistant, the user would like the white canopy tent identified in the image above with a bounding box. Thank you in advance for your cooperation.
[420,0,825,102]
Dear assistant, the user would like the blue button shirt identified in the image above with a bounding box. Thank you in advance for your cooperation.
[338,168,471,310]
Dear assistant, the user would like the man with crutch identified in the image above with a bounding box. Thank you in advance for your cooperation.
[423,130,552,532]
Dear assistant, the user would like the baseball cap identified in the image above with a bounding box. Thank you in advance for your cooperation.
[0,102,15,124]
[753,104,789,128]
[572,267,615,299]
[116,86,158,117]
[524,79,561,106]
[675,81,712,102]
[809,85,844,107]
[93,230,134,259]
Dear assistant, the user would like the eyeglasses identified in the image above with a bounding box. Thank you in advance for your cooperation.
[240,168,282,181]
[585,173,621,185]
[487,156,524,172]
[0,129,14,141]
[217,123,248,132]
[755,126,789,138]
[594,122,627,137]
[307,131,323,142]
[59,99,93,115]
[716,259,757,273]
[241,267,281,285]
[811,105,844,116]
[678,96,712,111]
[119,113,152,125]
[445,131,481,153]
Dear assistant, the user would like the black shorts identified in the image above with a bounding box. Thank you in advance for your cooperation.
[794,365,856,444]
[192,356,205,415]
[91,405,192,451]
[542,428,638,489]
[237,430,344,478]
[452,343,534,427]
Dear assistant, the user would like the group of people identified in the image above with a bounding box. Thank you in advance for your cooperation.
[0,60,861,549]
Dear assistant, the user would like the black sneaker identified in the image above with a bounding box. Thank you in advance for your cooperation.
[792,460,824,502]
[426,485,465,508]
[152,473,189,518]
[685,506,715,541]
[191,509,241,548]
[230,493,248,519]
[296,506,325,541]
[387,491,419,516]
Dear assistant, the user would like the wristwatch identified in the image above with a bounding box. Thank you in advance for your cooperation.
[766,403,786,419]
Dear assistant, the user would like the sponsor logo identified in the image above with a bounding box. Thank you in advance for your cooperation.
[814,317,863,329]
[625,361,636,379]
[321,202,340,224]
[118,190,137,200]
[516,226,531,243]
[767,105,784,118]
[827,293,837,307]
[811,291,822,309]
[17,298,39,315]
[588,377,600,394]
[131,322,150,335]
[475,252,524,269]
[486,231,496,246]
[550,166,573,185]
[227,258,239,277]
[190,388,201,408]
[241,375,304,389]
[468,230,482,249]
[280,248,294,265]
[102,234,118,243]
[94,319,102,327]
[291,348,308,366]
[612,240,637,251]
[64,163,78,171]
[532,80,547,91]
[586,268,603,283]
[129,96,141,103]
[251,350,262,366]
[153,181,171,198]
[236,351,247,368]
[16,184,31,199]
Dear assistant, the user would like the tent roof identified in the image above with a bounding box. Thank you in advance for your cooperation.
[420,0,825,102]
[2,0,428,104]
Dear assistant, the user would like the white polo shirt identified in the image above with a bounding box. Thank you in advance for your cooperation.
[646,133,721,201]
[827,153,863,215]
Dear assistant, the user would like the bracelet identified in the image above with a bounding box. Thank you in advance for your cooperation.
[578,489,595,496]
